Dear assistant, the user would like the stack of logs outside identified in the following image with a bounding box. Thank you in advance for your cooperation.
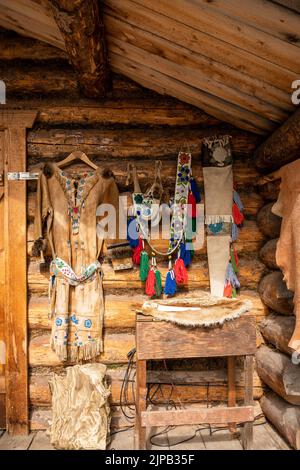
[257,184,300,450]
[0,27,270,433]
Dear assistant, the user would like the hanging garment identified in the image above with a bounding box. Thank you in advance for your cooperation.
[271,159,300,352]
[202,136,233,297]
[33,162,131,362]
[49,363,111,450]
[139,293,252,327]
[207,235,231,297]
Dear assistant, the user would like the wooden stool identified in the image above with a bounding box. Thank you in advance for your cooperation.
[135,313,256,450]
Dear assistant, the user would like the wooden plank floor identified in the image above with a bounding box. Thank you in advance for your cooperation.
[0,423,290,450]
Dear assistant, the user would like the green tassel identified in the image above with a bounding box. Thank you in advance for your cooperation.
[139,251,149,281]
[230,246,238,273]
[154,269,163,297]
[232,287,237,298]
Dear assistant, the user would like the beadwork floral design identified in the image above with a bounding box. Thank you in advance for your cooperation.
[56,168,98,235]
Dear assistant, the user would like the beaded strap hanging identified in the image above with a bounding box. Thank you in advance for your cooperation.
[128,151,200,298]
[133,152,192,256]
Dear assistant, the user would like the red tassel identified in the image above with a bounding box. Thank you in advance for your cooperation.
[188,192,197,218]
[174,258,188,284]
[232,203,244,225]
[145,268,156,297]
[132,238,143,265]
[224,281,232,298]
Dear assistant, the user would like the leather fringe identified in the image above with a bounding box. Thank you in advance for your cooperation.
[51,338,103,363]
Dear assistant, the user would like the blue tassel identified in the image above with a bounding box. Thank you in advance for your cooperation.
[127,217,139,248]
[164,269,177,296]
[233,190,244,212]
[180,242,192,267]
[226,262,240,289]
[190,178,201,203]
[231,222,239,242]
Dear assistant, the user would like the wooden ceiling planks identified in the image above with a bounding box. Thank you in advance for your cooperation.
[133,0,300,73]
[0,0,299,134]
[105,0,297,92]
[272,0,300,14]
[108,36,288,126]
[194,0,300,45]
[105,15,292,120]
[0,0,64,48]
[110,53,274,134]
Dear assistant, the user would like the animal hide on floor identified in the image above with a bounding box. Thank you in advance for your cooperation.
[139,292,252,327]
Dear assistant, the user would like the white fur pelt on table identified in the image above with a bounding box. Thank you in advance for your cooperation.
[138,291,252,327]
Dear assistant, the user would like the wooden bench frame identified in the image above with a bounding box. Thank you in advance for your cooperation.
[135,313,256,450]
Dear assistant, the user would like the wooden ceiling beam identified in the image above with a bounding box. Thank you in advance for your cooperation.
[48,0,111,98]
[254,107,300,171]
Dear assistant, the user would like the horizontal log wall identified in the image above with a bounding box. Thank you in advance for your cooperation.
[256,177,300,448]
[0,29,267,430]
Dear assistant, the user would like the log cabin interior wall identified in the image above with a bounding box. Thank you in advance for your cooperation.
[0,25,291,432]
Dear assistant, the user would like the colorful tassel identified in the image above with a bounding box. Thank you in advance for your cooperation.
[127,216,139,248]
[232,203,244,226]
[224,281,232,298]
[230,245,238,273]
[233,245,239,267]
[174,257,188,284]
[145,268,156,297]
[231,222,239,242]
[139,250,149,281]
[164,269,177,296]
[233,190,244,212]
[225,262,240,289]
[188,192,197,218]
[132,238,143,265]
[190,177,201,203]
[180,242,192,267]
[155,269,163,297]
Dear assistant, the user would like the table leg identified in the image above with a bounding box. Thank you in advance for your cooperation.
[135,359,147,450]
[242,355,254,450]
[227,356,237,433]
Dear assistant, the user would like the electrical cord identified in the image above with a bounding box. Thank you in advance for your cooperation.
[119,347,136,421]
[118,352,266,448]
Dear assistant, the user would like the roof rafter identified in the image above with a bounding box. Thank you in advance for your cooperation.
[49,0,111,98]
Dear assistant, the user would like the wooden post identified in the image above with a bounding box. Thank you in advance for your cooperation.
[227,356,237,433]
[0,110,37,435]
[242,355,254,450]
[135,359,147,450]
[0,131,5,429]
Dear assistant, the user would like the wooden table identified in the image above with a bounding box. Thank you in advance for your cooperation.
[135,313,256,450]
